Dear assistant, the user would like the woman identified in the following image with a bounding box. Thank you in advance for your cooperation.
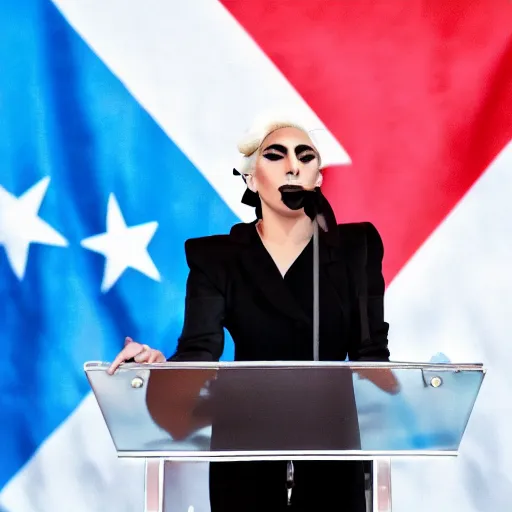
[108,116,392,511]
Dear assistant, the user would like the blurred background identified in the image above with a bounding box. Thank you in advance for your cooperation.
[1,0,511,510]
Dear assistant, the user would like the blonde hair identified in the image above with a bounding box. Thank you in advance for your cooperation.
[237,118,322,175]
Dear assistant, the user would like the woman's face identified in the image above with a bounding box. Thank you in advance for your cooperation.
[248,127,322,217]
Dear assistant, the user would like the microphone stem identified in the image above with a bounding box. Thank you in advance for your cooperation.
[313,219,320,361]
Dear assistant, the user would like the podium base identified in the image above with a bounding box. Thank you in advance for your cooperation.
[143,458,392,512]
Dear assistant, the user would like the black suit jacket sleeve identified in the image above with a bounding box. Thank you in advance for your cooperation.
[348,222,391,362]
[168,238,225,362]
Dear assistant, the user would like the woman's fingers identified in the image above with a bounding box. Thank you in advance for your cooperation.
[108,340,143,374]
[108,342,166,374]
[134,344,151,363]
[135,348,166,364]
[147,351,159,364]
[148,350,166,364]
[356,368,400,395]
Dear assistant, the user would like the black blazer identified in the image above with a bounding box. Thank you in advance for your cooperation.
[147,221,390,453]
[170,220,390,363]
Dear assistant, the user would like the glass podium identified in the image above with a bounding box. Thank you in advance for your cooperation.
[85,361,485,512]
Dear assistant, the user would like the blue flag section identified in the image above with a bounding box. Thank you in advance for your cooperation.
[0,0,236,490]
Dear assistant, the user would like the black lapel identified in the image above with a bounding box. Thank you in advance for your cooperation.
[230,222,311,325]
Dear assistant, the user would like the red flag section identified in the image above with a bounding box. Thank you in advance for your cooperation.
[221,0,512,282]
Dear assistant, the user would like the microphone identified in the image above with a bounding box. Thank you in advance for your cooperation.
[278,184,328,232]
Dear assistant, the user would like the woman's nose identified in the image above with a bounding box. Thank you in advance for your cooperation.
[286,155,300,176]
[287,160,300,175]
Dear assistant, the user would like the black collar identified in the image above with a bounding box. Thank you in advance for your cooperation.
[229,219,340,248]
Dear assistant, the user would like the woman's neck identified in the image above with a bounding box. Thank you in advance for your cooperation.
[257,206,313,246]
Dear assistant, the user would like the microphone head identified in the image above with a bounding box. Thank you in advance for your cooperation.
[278,185,308,210]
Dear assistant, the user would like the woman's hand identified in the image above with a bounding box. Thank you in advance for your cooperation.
[107,337,166,375]
[355,368,401,395]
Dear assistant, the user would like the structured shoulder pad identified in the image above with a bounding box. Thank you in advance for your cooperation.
[184,234,232,270]
[338,221,369,243]
[338,222,383,254]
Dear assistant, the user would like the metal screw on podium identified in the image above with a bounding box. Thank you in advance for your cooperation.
[430,376,443,388]
[131,376,144,388]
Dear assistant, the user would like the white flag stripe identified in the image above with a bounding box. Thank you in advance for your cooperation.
[0,394,145,512]
[386,140,512,511]
[50,0,351,224]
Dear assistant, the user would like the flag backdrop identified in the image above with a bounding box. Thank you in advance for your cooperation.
[1,0,512,510]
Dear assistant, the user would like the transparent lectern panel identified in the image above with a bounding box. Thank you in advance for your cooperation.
[85,362,484,459]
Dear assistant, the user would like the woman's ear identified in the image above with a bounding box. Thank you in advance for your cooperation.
[315,172,323,188]
[245,174,257,193]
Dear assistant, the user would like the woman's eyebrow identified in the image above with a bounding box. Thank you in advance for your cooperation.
[295,144,316,154]
[262,143,317,154]
[262,143,288,153]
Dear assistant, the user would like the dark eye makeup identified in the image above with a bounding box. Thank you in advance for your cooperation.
[262,143,318,163]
